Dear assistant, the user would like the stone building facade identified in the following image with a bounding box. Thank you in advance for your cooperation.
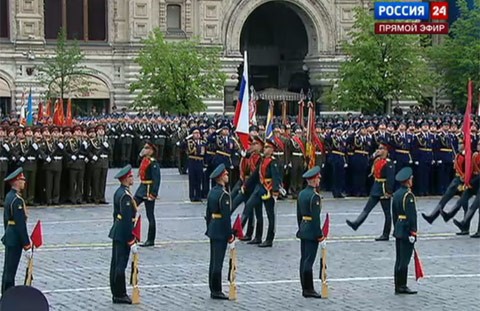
[0,0,365,116]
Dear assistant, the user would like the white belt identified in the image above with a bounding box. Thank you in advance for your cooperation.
[158,135,166,138]
[139,135,143,139]
[121,134,125,137]
[292,152,303,156]
[53,156,62,160]
[315,152,322,155]
[0,157,7,161]
[79,155,85,159]
[100,155,108,158]
[27,157,35,161]
[274,152,284,156]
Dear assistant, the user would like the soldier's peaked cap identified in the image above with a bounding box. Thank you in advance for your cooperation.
[4,167,24,183]
[210,164,226,179]
[302,166,321,179]
[114,165,132,180]
[0,285,49,311]
[395,167,413,182]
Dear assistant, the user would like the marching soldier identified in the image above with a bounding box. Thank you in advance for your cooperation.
[1,168,32,294]
[109,165,139,304]
[205,163,235,300]
[392,167,417,294]
[422,139,466,224]
[346,143,395,240]
[243,139,281,247]
[135,142,161,247]
[296,166,326,298]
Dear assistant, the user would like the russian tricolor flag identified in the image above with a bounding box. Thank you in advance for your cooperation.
[233,51,250,149]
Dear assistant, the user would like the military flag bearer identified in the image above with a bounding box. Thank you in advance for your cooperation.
[109,165,139,304]
[205,164,235,300]
[135,142,161,247]
[296,166,326,298]
[392,167,418,294]
[1,168,32,294]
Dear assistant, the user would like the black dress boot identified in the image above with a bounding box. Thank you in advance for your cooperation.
[140,240,154,247]
[302,272,322,298]
[346,211,368,231]
[421,205,441,224]
[113,296,132,304]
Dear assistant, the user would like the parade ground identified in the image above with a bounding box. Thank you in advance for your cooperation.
[1,168,479,311]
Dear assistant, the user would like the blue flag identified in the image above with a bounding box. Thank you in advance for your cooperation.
[265,102,274,139]
[26,89,33,126]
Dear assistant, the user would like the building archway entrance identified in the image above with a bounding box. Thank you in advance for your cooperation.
[0,78,11,117]
[237,1,311,115]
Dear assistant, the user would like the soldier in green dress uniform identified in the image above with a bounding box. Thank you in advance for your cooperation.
[205,163,235,300]
[296,166,326,298]
[392,167,418,295]
[1,168,32,294]
[109,165,139,304]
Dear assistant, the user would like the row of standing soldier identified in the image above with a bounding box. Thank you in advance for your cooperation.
[0,124,110,206]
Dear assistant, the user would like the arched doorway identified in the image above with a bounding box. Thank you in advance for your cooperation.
[240,1,310,93]
[237,1,310,115]
[0,78,11,117]
[71,75,111,116]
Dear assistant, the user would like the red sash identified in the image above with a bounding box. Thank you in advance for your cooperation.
[239,157,249,181]
[139,157,151,180]
[454,153,465,178]
[373,158,387,179]
[473,152,480,175]
[274,136,285,151]
[292,136,305,154]
[249,152,261,171]
[259,157,273,191]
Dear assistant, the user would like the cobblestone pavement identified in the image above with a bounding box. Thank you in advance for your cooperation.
[1,169,479,311]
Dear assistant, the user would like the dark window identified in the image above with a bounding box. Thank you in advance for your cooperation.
[66,0,84,40]
[167,4,181,30]
[44,0,62,39]
[88,0,106,41]
[44,0,106,41]
[0,0,9,38]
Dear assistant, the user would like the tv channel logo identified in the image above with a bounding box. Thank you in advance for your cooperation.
[374,2,429,20]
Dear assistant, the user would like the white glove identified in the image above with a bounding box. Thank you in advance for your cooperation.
[32,143,38,150]
[58,142,64,149]
[431,160,435,165]
[103,142,109,148]
[414,161,419,165]
[321,163,325,168]
[283,164,288,169]
[19,156,25,162]
[408,236,416,244]
[320,239,327,249]
[279,187,287,196]
[92,155,98,161]
[228,240,236,251]
[176,142,180,146]
[71,155,77,161]
[131,243,139,254]
[409,160,413,164]
[230,165,234,170]
[393,160,397,164]
[24,248,33,260]
[46,156,51,163]
[2,144,9,152]
[240,150,247,157]
[437,160,443,164]
[288,162,292,168]
[344,163,348,168]
[82,141,88,148]
[84,158,89,163]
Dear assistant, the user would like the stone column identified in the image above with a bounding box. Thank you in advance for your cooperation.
[304,55,344,110]
[14,0,45,43]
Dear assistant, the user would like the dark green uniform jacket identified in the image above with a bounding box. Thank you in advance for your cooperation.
[109,185,137,245]
[392,186,417,239]
[205,184,233,241]
[2,189,31,249]
[296,186,324,241]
